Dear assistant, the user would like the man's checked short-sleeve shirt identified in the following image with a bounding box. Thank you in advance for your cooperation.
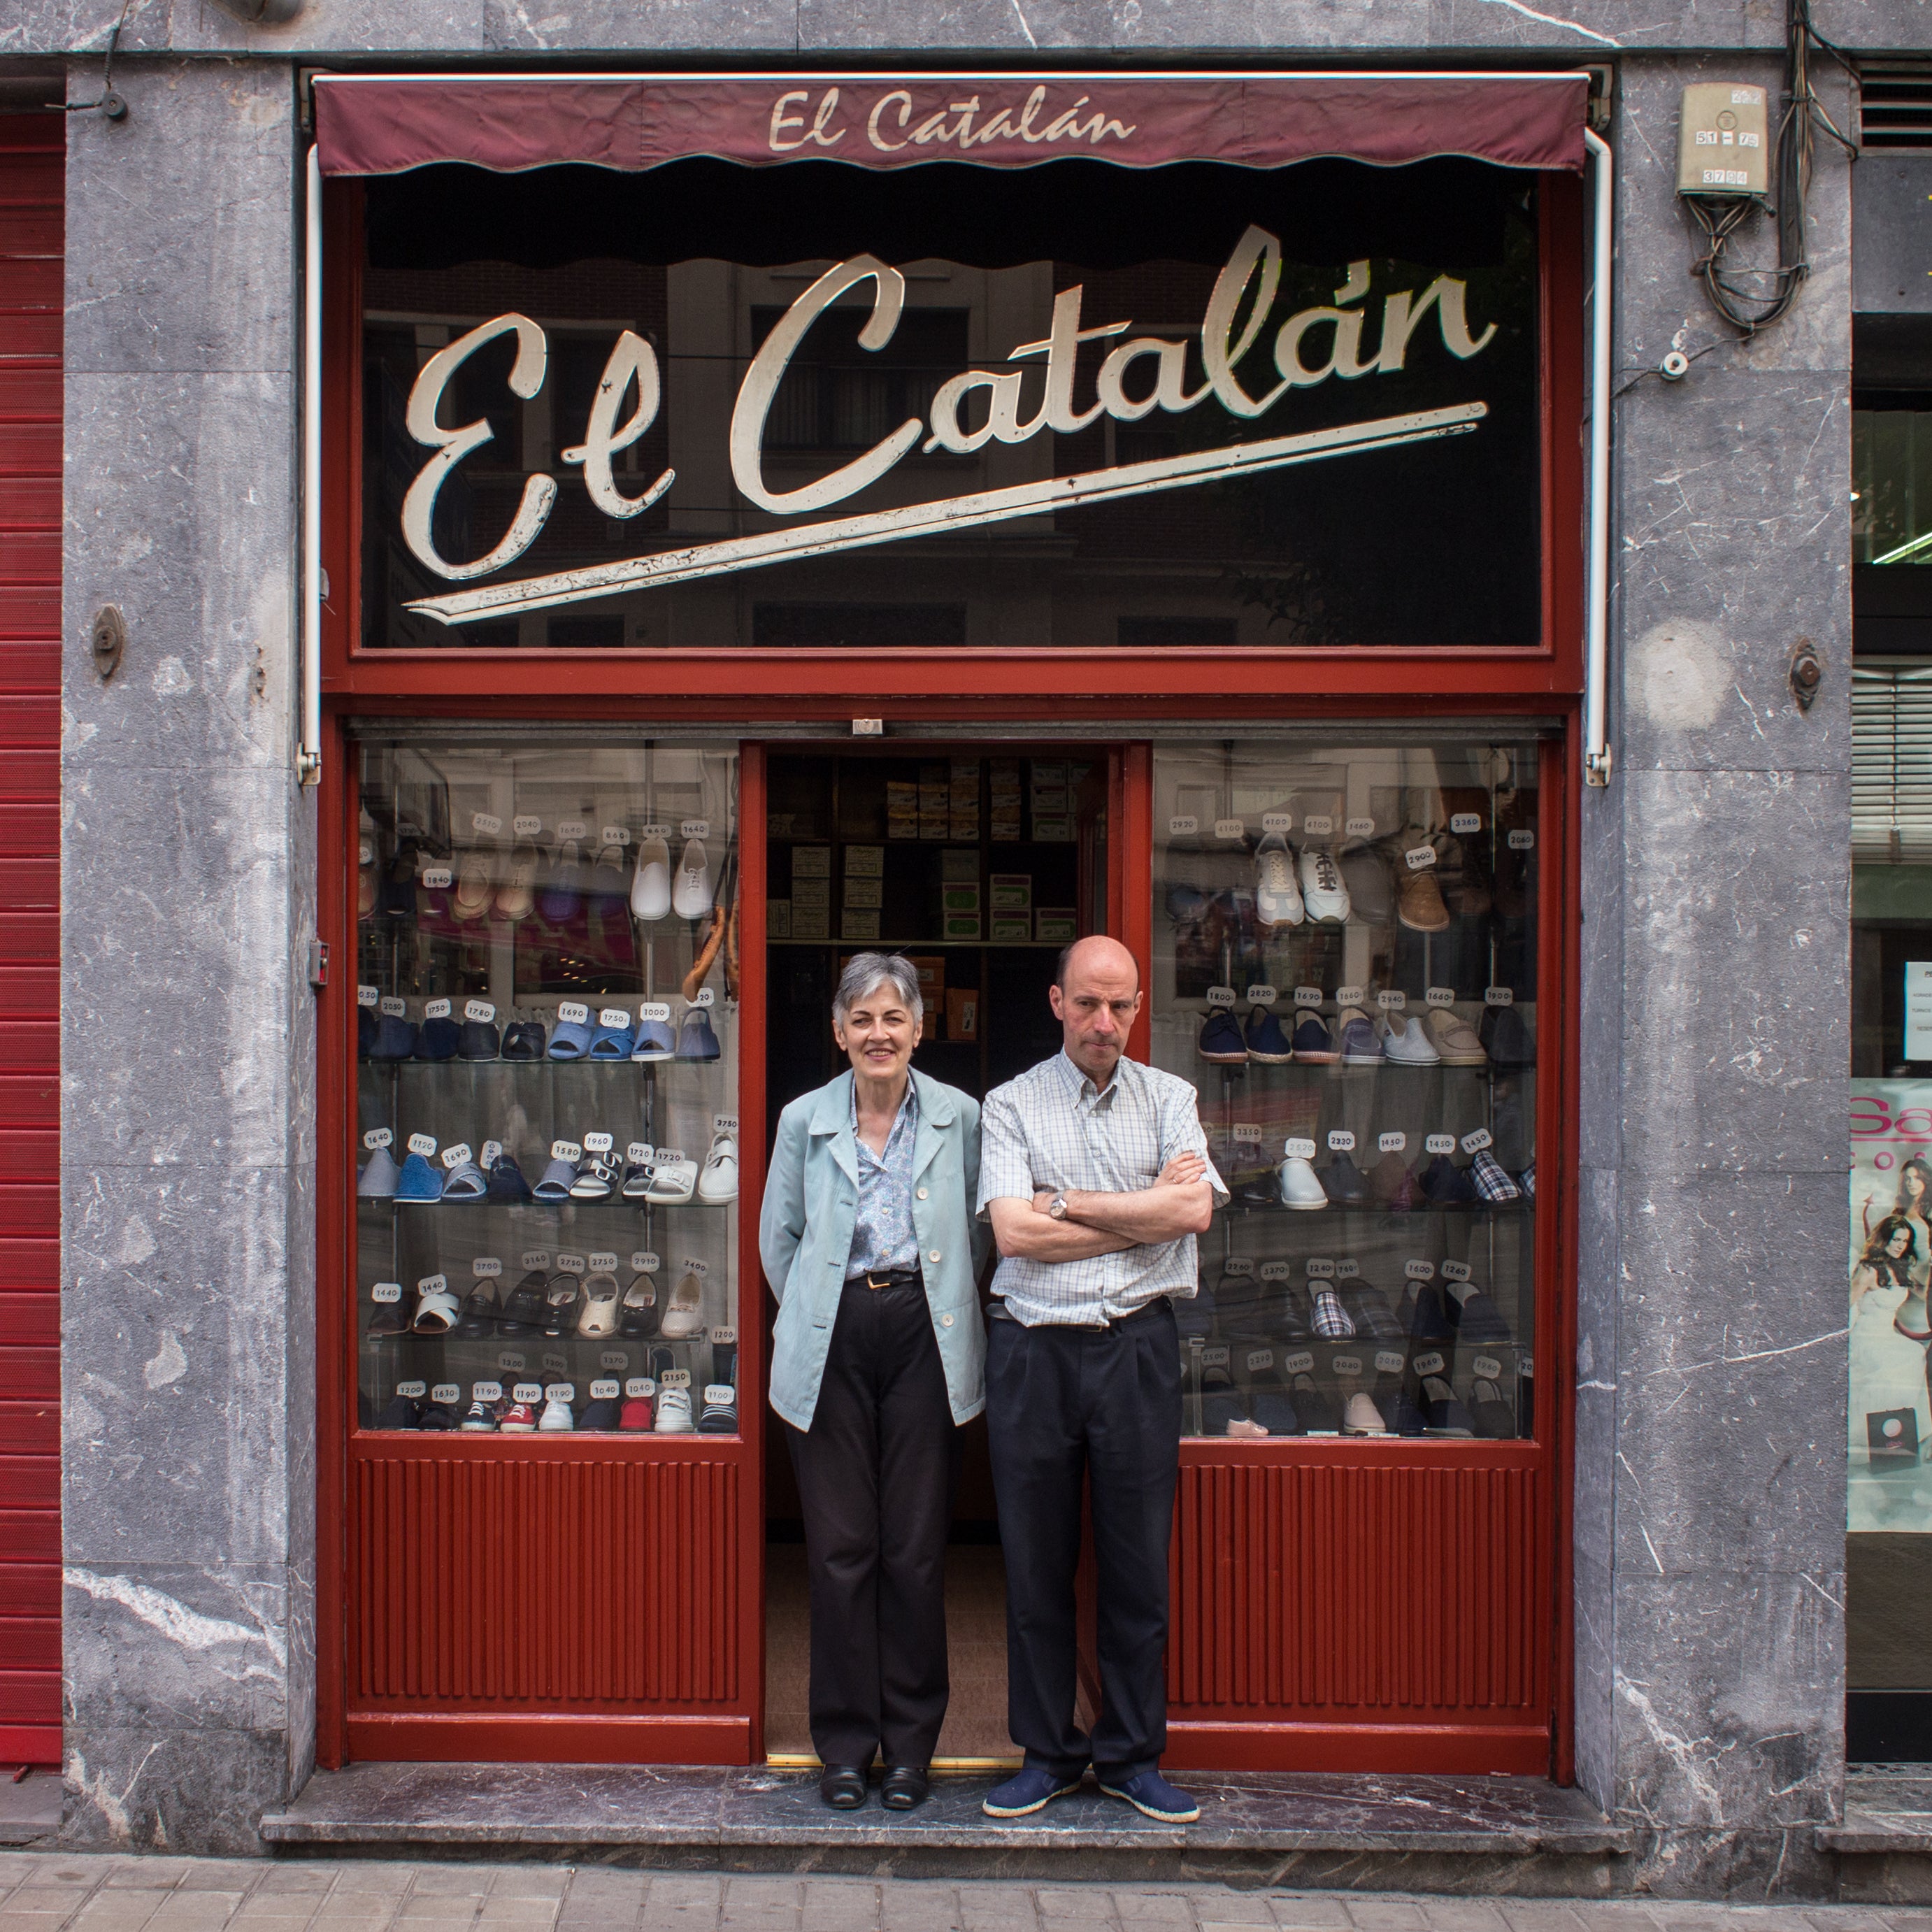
[976,1052,1226,1326]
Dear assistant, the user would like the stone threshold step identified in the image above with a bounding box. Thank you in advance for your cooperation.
[262,1763,1631,1863]
[1818,1771,1932,1855]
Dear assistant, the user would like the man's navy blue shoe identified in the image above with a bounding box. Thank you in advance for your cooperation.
[982,1766,1084,1817]
[1096,1770,1201,1822]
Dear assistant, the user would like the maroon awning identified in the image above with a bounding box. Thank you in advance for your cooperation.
[313,71,1590,178]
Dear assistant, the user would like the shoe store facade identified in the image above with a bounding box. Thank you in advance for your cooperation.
[11,0,1887,1894]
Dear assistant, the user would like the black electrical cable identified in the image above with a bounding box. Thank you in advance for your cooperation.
[51,0,131,120]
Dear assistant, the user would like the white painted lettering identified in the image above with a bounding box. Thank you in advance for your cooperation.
[1199,225,1290,419]
[768,91,811,152]
[559,329,674,520]
[868,90,913,151]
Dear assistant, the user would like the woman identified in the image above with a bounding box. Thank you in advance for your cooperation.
[1853,1215,1919,1319]
[760,953,989,1812]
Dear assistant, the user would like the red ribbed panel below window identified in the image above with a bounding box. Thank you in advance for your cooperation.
[351,1453,740,1709]
[1168,1459,1548,1719]
[0,111,62,1770]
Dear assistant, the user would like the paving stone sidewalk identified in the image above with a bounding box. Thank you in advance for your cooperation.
[3,1858,1932,1932]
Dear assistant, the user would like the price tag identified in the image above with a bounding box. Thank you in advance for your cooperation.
[713,1114,738,1134]
[424,998,452,1020]
[1405,1259,1436,1281]
[1412,1352,1446,1379]
[422,867,453,889]
[557,1000,590,1025]
[371,1282,402,1304]
[1283,1137,1316,1160]
[1509,829,1535,850]
[464,999,496,1024]
[1303,814,1334,838]
[1245,984,1277,1006]
[1403,845,1436,871]
[408,1132,438,1157]
[601,825,630,847]
[521,1250,551,1273]
[1378,1131,1407,1154]
[1345,817,1375,838]
[710,1326,737,1345]
[1375,1350,1406,1375]
[499,1355,528,1375]
[363,1128,393,1152]
[1293,985,1324,1008]
[1426,987,1456,1009]
[626,1378,656,1399]
[1261,811,1294,833]
[1485,987,1515,1007]
[1441,1259,1473,1283]
[554,1253,586,1276]
[1336,1258,1360,1278]
[473,1381,503,1403]
[1461,1128,1494,1154]
[638,1001,671,1023]
[1520,1355,1533,1377]
[692,986,717,1010]
[683,1257,710,1279]
[396,1380,427,1400]
[431,1382,461,1405]
[1327,1130,1356,1152]
[1214,818,1245,840]
[513,1382,543,1403]
[1306,1257,1336,1279]
[1472,1354,1503,1381]
[600,1351,629,1372]
[660,1368,692,1389]
[1201,1345,1231,1368]
[1205,986,1236,1009]
[1450,813,1482,835]
[682,819,710,839]
[1233,1123,1263,1145]
[627,1143,655,1166]
[360,840,374,867]
[631,1251,661,1274]
[551,1140,584,1164]
[1331,1354,1362,1378]
[1222,1256,1255,1278]
[557,820,589,841]
[657,1149,685,1165]
[1336,985,1364,1009]
[1259,1261,1291,1281]
[380,996,408,1018]
[583,1132,615,1155]
[596,1009,631,1031]
[480,1140,503,1170]
[1425,1134,1456,1156]
[441,1143,473,1170]
[544,1382,575,1403]
[1285,1350,1315,1375]
[588,1251,619,1273]
[1246,1348,1275,1373]
[472,813,503,836]
[416,1273,448,1296]
[513,815,542,838]
[1377,989,1406,1011]
[590,1379,620,1401]
[358,985,380,1008]
[473,1257,503,1279]
[1168,815,1199,836]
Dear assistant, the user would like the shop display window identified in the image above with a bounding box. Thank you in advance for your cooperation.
[354,736,740,1438]
[1152,739,1539,1441]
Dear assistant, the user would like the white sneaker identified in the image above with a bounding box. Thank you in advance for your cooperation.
[1380,1015,1442,1066]
[1252,831,1303,930]
[1297,845,1350,924]
[654,1386,694,1433]
[1277,1154,1329,1210]
[659,1271,706,1340]
[696,1133,738,1205]
[1341,1391,1387,1435]
[538,1395,575,1431]
[671,837,713,917]
[631,833,671,920]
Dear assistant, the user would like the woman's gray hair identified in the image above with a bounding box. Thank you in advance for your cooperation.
[832,952,924,1026]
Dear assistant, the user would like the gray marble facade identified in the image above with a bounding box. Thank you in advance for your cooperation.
[20,0,1925,1888]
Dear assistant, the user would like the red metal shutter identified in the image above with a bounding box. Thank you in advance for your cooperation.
[0,110,62,1768]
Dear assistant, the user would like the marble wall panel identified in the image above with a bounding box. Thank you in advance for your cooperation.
[62,1724,297,1856]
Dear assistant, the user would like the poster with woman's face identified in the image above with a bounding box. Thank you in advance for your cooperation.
[1851,1082,1932,1532]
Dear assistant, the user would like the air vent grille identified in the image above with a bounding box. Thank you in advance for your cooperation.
[1862,62,1932,152]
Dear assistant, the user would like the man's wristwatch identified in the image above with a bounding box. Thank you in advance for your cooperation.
[1047,1192,1069,1220]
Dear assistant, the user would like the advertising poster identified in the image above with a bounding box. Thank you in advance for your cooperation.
[1852,1081,1932,1531]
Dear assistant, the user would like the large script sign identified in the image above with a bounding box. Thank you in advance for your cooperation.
[398,227,1498,627]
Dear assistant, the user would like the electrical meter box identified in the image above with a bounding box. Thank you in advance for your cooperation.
[1677,83,1769,196]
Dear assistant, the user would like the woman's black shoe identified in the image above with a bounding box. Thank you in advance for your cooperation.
[880,1766,930,1810]
[820,1764,868,1808]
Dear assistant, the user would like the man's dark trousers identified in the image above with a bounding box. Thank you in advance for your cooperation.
[786,1276,961,1770]
[985,1298,1182,1781]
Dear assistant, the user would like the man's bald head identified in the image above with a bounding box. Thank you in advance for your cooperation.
[1054,933,1141,995]
[1050,935,1143,1087]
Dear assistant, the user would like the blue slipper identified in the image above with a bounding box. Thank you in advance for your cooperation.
[394,1152,444,1202]
[533,1157,578,1202]
[631,1017,675,1061]
[370,1013,417,1060]
[589,1020,636,1059]
[457,1019,499,1061]
[675,1009,720,1061]
[356,1147,399,1198]
[441,1159,489,1201]
[548,1018,594,1060]
[501,1020,546,1060]
[415,1016,460,1061]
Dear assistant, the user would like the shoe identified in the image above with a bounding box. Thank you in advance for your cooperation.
[357,1146,399,1198]
[538,1395,575,1431]
[366,1296,409,1338]
[1379,1015,1441,1066]
[548,1015,595,1059]
[538,840,583,922]
[1198,1010,1247,1064]
[622,1157,656,1201]
[569,1154,620,1201]
[1471,1150,1522,1204]
[588,1018,636,1060]
[578,1396,623,1431]
[377,1394,422,1429]
[485,1151,533,1204]
[499,1401,538,1433]
[543,1273,582,1336]
[533,1155,578,1202]
[620,1393,655,1431]
[1276,1287,1314,1340]
[645,1157,698,1205]
[1378,1388,1428,1436]
[1451,1284,1512,1342]
[457,1019,499,1061]
[415,1015,460,1061]
[631,1015,675,1061]
[357,1005,378,1057]
[419,1402,459,1431]
[1339,843,1392,924]
[620,1273,660,1338]
[1322,1152,1369,1205]
[631,834,671,920]
[1469,1378,1516,1438]
[1409,1283,1457,1343]
[1277,1154,1328,1210]
[1098,1770,1199,1824]
[1487,1004,1536,1068]
[501,1019,547,1060]
[880,1766,929,1811]
[1422,1375,1476,1435]
[698,1383,738,1433]
[1291,1012,1338,1062]
[820,1765,868,1809]
[1417,1154,1479,1208]
[1249,1388,1301,1435]
[457,1283,499,1338]
[588,843,631,915]
[1396,850,1451,933]
[1291,1373,1340,1432]
[1520,1159,1536,1199]
[983,1767,1084,1817]
[497,1271,547,1334]
[1310,1287,1354,1339]
[1252,831,1303,930]
[459,1398,499,1431]
[697,1133,739,1204]
[494,843,538,922]
[1298,845,1350,923]
[1341,1390,1387,1435]
[440,1159,489,1201]
[654,1385,694,1433]
[394,1152,444,1202]
[1175,1284,1216,1343]
[1244,1006,1293,1064]
[1347,1286,1401,1340]
[1337,1008,1380,1065]
[672,837,713,918]
[1368,1150,1416,1212]
[1426,1009,1488,1066]
[578,1273,621,1338]
[660,1272,707,1340]
[676,1008,722,1061]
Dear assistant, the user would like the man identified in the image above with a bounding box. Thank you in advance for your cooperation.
[975,933,1224,1824]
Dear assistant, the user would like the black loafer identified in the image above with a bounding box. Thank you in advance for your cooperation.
[820,1763,868,1809]
[880,1766,930,1810]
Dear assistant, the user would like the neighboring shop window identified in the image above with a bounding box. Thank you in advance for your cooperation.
[1853,394,1932,654]
[357,158,1543,652]
[1150,740,1539,1441]
[353,738,740,1439]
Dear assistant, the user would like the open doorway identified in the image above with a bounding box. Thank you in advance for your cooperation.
[760,746,1113,1763]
